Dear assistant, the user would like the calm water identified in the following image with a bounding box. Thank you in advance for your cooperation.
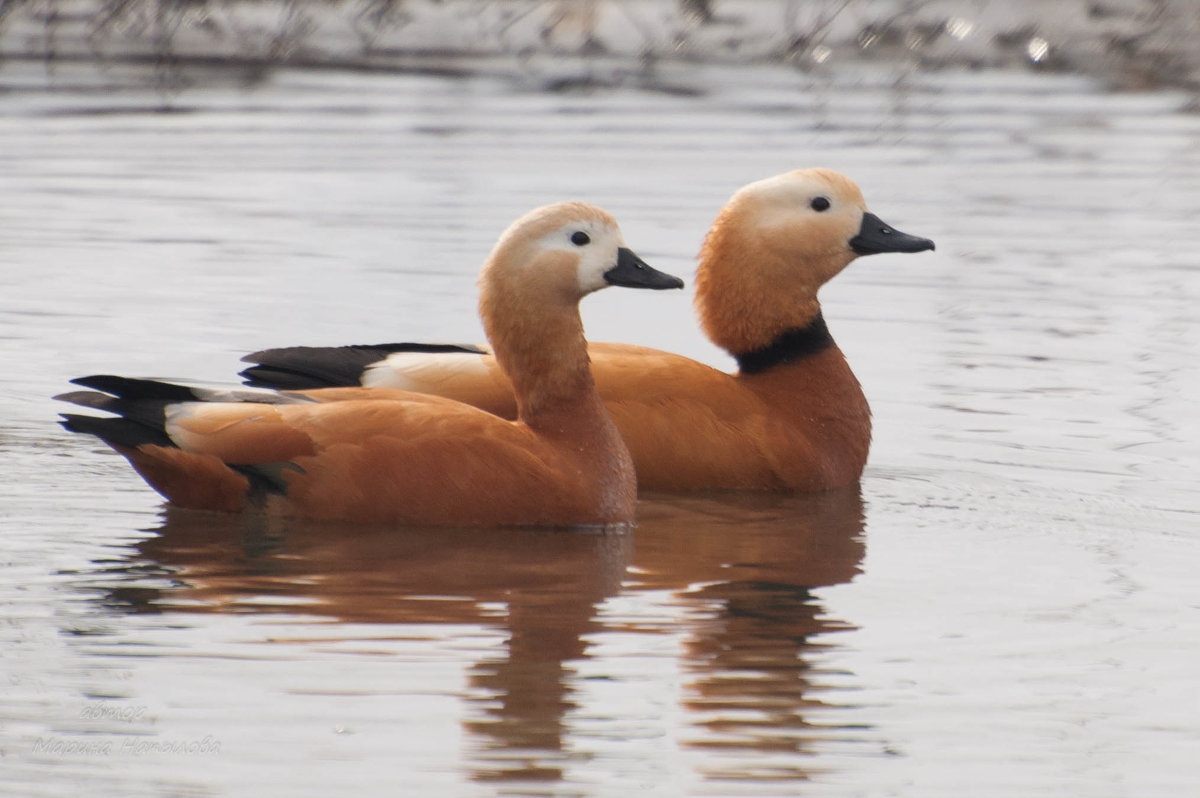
[1,60,1198,796]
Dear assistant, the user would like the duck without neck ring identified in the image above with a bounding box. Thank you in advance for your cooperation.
[56,202,683,526]
[239,169,935,492]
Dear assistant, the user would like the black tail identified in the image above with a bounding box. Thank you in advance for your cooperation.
[68,374,201,402]
[59,412,174,449]
[56,375,298,499]
[239,342,486,390]
[55,375,196,449]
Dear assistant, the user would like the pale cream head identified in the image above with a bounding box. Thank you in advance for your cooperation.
[721,168,869,282]
[479,201,630,306]
[695,168,878,355]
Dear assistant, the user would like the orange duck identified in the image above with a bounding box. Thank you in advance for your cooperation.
[57,202,683,526]
[241,169,935,492]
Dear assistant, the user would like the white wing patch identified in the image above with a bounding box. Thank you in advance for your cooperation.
[364,351,493,391]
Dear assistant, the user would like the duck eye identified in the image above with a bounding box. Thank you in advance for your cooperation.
[810,196,831,212]
[570,231,591,246]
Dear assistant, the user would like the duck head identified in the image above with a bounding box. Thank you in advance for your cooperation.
[480,201,682,314]
[695,168,934,355]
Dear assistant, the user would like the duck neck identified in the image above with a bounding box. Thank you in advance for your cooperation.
[736,317,872,486]
[734,310,835,375]
[487,306,601,427]
[695,217,841,355]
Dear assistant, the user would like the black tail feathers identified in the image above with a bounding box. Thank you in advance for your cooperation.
[54,375,191,449]
[56,375,296,499]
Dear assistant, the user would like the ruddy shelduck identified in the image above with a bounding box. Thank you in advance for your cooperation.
[240,169,935,492]
[57,202,684,525]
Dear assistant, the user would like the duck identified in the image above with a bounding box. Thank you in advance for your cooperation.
[56,202,684,526]
[239,169,935,492]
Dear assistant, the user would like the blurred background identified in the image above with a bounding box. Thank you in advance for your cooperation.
[3,0,1200,94]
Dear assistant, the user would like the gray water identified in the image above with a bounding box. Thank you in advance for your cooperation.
[1,59,1198,796]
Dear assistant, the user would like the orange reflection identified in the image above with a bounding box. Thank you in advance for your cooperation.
[99,486,865,785]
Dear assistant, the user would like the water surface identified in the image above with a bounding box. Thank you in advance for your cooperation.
[1,61,1197,796]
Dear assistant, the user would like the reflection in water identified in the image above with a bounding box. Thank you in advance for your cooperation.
[89,487,865,787]
[633,491,865,783]
[683,580,839,782]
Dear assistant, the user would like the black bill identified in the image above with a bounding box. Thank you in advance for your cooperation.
[603,247,685,290]
[849,212,936,255]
